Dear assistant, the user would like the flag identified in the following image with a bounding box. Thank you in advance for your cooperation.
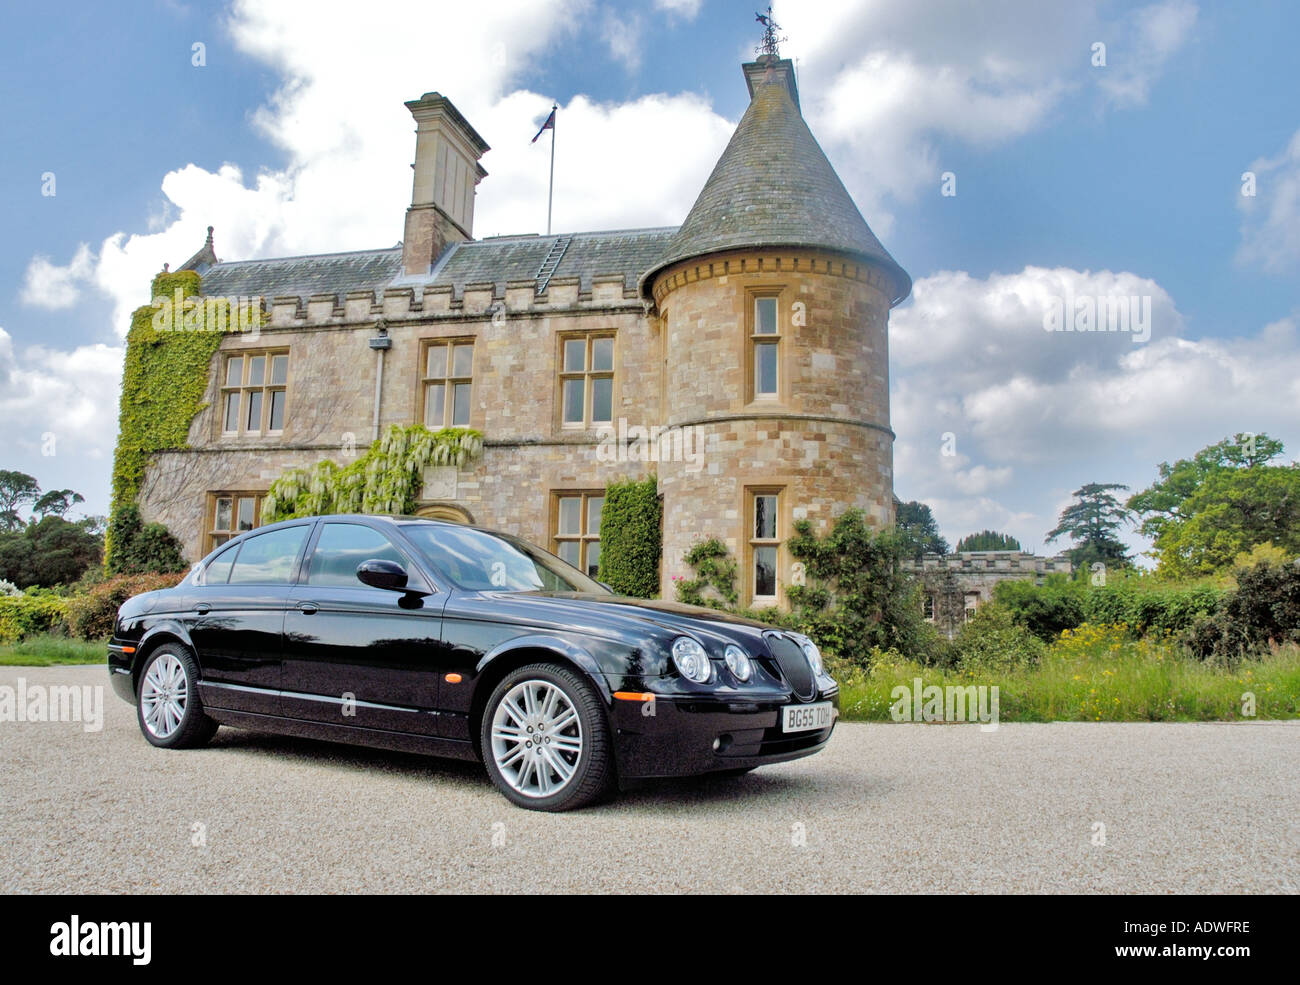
[532,106,556,143]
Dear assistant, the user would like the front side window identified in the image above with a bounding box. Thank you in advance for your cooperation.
[750,489,781,601]
[751,296,780,399]
[400,523,604,594]
[552,491,603,578]
[221,350,288,435]
[423,339,474,428]
[208,492,264,552]
[559,334,614,427]
[226,525,310,585]
[307,523,410,587]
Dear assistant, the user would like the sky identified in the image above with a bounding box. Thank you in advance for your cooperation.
[2,0,1299,561]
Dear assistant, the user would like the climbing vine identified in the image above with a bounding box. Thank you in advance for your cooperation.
[107,270,258,566]
[674,537,740,609]
[261,423,483,522]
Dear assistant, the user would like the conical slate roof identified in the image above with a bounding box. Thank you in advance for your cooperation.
[640,57,910,305]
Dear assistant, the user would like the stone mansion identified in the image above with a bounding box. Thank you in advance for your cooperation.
[131,53,912,607]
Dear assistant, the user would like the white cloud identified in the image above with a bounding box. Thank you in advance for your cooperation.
[891,267,1300,551]
[1238,128,1300,274]
[0,327,123,472]
[601,8,644,71]
[654,0,701,20]
[1095,0,1198,107]
[773,0,1197,227]
[19,244,96,310]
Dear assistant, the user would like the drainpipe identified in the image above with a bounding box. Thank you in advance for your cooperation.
[368,320,391,442]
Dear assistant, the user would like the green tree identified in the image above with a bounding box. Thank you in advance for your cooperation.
[0,470,40,532]
[1149,466,1300,576]
[1128,432,1285,542]
[0,515,102,588]
[1047,482,1132,569]
[895,500,949,558]
[955,530,1022,552]
[33,489,84,518]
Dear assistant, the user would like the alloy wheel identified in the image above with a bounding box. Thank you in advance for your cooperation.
[140,653,189,739]
[489,679,584,798]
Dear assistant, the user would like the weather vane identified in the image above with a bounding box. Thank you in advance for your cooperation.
[755,7,785,57]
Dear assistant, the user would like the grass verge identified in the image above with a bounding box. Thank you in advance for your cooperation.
[835,629,1300,723]
[0,634,107,667]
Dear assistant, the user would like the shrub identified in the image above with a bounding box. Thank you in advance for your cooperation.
[785,510,941,667]
[951,604,1046,674]
[993,575,1088,641]
[0,515,102,588]
[1180,560,1300,662]
[64,571,186,641]
[1084,579,1223,638]
[597,477,661,597]
[0,594,69,644]
[106,504,186,575]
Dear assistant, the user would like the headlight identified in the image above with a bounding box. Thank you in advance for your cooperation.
[723,644,753,682]
[800,638,825,676]
[671,637,712,683]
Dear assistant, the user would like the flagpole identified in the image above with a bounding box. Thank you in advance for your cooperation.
[546,103,556,236]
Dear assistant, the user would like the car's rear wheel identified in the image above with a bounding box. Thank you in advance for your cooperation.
[137,644,218,749]
[480,663,614,812]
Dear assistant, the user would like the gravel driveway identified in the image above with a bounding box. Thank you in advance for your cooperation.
[2,665,1296,894]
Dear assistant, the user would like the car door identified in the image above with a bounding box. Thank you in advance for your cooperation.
[282,520,446,735]
[189,522,313,716]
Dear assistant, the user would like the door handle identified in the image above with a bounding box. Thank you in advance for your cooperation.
[296,602,319,615]
[193,602,211,615]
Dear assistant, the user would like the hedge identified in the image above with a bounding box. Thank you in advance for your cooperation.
[64,572,187,641]
[0,595,69,644]
[597,477,661,597]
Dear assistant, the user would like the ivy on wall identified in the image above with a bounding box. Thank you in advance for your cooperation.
[107,270,255,567]
[596,477,661,597]
[262,424,483,522]
[674,537,740,609]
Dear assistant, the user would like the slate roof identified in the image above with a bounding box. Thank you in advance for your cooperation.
[407,227,676,296]
[639,59,911,304]
[199,246,405,300]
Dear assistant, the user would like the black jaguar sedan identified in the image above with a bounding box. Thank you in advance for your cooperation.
[108,514,838,811]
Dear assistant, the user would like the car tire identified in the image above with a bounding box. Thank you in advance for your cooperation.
[136,644,218,750]
[480,662,614,812]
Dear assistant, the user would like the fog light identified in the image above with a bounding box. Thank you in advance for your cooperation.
[712,737,721,751]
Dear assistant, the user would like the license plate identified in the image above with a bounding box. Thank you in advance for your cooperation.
[782,701,833,733]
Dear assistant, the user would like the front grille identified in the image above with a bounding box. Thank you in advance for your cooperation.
[764,632,816,701]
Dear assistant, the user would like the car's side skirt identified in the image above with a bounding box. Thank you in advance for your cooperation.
[204,708,480,763]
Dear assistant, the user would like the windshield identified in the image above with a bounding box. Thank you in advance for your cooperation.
[400,523,608,594]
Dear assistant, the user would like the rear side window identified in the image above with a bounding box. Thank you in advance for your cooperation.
[227,526,310,585]
[203,544,238,585]
[307,523,409,587]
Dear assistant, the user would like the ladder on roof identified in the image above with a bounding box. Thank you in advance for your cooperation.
[535,235,572,295]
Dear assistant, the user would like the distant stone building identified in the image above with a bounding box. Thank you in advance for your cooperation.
[128,51,911,608]
[904,551,1074,637]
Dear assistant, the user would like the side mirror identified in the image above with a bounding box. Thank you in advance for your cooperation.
[356,558,410,592]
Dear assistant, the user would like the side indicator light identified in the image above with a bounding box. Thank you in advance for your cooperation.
[613,691,655,702]
[121,646,136,654]
[445,673,463,684]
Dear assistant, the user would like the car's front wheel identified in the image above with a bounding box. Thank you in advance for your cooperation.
[136,644,218,749]
[480,663,614,812]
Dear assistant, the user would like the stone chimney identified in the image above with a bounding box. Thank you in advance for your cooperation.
[402,93,490,276]
[742,54,800,112]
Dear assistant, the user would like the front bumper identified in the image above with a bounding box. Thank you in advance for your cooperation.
[609,688,839,779]
[107,643,136,703]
